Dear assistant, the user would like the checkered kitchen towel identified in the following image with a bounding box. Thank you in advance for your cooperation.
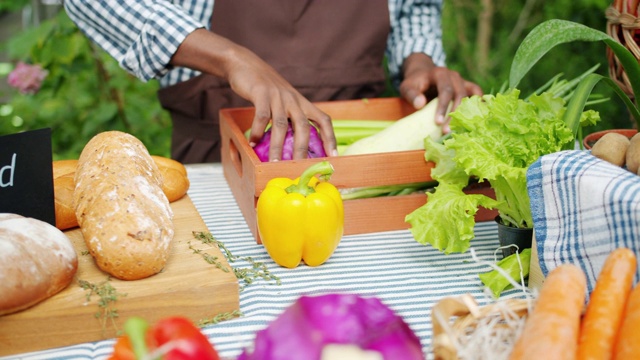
[527,150,640,293]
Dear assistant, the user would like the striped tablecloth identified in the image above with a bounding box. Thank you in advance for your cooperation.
[3,164,520,360]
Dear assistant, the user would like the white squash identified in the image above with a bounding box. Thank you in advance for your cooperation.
[340,98,444,156]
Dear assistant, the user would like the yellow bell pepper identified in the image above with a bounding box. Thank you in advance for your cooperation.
[256,161,344,268]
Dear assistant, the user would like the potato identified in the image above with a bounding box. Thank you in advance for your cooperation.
[626,133,640,173]
[590,132,630,167]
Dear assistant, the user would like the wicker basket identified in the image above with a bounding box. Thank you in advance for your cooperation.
[605,0,640,98]
[431,294,532,360]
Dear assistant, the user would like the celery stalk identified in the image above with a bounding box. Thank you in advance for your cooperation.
[332,119,395,146]
[340,181,438,200]
[331,119,395,129]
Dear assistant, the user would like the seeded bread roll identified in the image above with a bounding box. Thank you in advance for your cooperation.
[0,213,78,316]
[53,156,189,231]
[74,131,174,280]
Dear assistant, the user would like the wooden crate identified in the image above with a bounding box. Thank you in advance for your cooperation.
[220,97,497,243]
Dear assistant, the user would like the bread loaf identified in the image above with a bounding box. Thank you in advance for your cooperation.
[151,155,190,202]
[0,213,78,316]
[74,131,174,280]
[53,156,189,231]
[54,172,77,230]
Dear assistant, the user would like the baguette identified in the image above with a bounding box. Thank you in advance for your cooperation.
[74,131,174,280]
[53,156,189,231]
[151,155,190,202]
[0,213,78,316]
[53,172,77,230]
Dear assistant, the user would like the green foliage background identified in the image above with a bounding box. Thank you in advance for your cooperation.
[0,6,172,159]
[441,0,631,130]
[0,0,631,160]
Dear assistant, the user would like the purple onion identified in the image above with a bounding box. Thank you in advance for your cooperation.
[238,293,424,360]
[253,123,327,162]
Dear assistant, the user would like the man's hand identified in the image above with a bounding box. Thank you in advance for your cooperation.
[171,29,337,161]
[399,53,483,133]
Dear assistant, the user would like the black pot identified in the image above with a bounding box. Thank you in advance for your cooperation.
[495,216,533,258]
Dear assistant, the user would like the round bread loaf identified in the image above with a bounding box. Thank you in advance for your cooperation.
[74,131,175,280]
[0,213,78,316]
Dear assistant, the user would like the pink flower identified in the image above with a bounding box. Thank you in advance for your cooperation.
[7,62,49,95]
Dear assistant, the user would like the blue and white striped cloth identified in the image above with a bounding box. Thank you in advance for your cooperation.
[3,164,516,360]
[527,150,640,294]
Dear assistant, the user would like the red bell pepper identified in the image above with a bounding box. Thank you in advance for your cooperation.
[109,316,220,360]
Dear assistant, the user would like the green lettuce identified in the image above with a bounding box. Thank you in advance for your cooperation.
[479,248,532,298]
[405,90,598,253]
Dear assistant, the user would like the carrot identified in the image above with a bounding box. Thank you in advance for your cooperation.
[613,281,640,359]
[577,248,637,360]
[509,264,587,360]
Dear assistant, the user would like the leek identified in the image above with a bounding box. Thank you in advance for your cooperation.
[509,19,640,131]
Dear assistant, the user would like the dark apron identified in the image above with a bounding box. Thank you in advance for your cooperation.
[158,0,389,163]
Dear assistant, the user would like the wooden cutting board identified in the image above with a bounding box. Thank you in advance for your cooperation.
[0,195,240,356]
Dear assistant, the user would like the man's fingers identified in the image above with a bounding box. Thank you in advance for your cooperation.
[307,108,337,157]
[289,108,310,161]
[465,81,484,97]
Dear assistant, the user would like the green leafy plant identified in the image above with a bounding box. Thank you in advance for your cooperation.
[404,19,635,255]
[442,0,625,131]
[405,88,599,254]
[509,19,640,135]
[1,10,172,159]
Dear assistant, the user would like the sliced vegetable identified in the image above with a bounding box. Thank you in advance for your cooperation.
[253,122,326,162]
[237,293,424,360]
[579,248,637,360]
[509,264,587,360]
[256,161,344,268]
[109,316,220,360]
[341,98,443,156]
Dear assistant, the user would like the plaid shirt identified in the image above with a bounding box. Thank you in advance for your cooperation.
[64,0,445,88]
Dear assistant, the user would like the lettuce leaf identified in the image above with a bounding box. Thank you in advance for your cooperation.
[406,181,501,254]
[478,248,532,298]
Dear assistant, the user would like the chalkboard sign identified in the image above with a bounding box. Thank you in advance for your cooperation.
[0,128,55,226]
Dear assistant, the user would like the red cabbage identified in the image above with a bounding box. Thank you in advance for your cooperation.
[253,123,326,162]
[238,293,424,360]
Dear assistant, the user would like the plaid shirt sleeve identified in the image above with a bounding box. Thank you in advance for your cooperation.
[64,0,212,83]
[387,0,445,86]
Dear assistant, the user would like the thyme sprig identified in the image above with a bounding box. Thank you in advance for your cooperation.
[192,231,281,291]
[197,309,244,327]
[188,242,231,273]
[79,278,127,336]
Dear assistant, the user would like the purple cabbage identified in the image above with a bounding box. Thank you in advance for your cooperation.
[238,293,424,360]
[253,123,326,162]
